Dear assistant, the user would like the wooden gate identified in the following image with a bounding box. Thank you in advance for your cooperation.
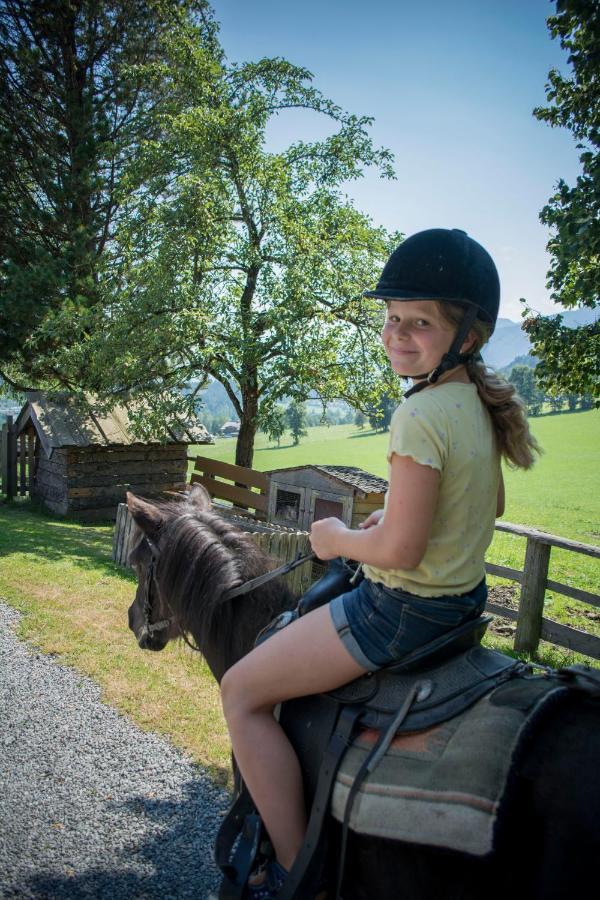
[1,416,36,499]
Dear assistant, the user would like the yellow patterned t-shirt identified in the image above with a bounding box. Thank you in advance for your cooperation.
[363,382,500,596]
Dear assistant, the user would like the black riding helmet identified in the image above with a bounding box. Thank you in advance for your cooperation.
[364,228,500,398]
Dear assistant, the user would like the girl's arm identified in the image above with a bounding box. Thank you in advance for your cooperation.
[310,454,439,570]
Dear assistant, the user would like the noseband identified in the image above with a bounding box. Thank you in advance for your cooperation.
[137,548,174,645]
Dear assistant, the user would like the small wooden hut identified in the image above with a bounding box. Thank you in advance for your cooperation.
[265,465,388,531]
[15,392,212,520]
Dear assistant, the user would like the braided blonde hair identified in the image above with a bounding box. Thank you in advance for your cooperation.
[438,302,541,469]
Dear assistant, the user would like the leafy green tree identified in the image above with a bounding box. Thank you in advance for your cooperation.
[0,0,203,389]
[355,410,366,429]
[79,14,400,466]
[509,365,545,416]
[367,392,396,432]
[286,400,308,446]
[263,406,286,447]
[523,0,600,404]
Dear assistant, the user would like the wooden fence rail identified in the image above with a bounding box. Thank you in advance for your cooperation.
[484,522,600,659]
[113,504,600,661]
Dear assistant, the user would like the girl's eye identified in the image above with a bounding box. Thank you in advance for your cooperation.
[416,319,429,327]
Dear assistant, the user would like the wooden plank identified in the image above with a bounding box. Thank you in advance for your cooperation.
[68,480,186,499]
[192,455,270,492]
[484,563,524,584]
[496,521,600,559]
[18,434,27,495]
[67,446,186,465]
[545,580,600,609]
[190,474,268,513]
[539,618,600,660]
[28,434,35,496]
[515,536,551,655]
[486,601,519,621]
[0,423,7,496]
[6,417,16,499]
[66,464,186,487]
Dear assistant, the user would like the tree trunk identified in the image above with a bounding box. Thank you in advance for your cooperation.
[235,393,259,469]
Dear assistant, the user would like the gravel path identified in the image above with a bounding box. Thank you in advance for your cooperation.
[0,602,229,899]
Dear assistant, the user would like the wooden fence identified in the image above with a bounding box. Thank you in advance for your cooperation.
[484,522,600,659]
[1,415,35,500]
[188,455,269,519]
[113,501,600,660]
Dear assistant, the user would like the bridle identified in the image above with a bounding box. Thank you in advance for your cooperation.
[136,536,316,653]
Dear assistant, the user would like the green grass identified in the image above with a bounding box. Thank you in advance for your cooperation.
[0,502,231,784]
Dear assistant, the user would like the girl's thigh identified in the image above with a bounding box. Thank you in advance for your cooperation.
[223,604,368,712]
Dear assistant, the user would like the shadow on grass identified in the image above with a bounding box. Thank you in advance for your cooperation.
[0,500,135,580]
[21,776,230,900]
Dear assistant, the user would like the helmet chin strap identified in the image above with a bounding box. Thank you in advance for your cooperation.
[403,306,478,400]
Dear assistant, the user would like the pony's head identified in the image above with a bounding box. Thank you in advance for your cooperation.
[126,485,212,651]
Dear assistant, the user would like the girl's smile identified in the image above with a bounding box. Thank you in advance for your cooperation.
[382,300,457,377]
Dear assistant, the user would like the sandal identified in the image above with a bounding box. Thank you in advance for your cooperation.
[246,859,288,899]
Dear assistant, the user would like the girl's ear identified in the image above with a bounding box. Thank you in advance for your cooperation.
[126,492,163,541]
[460,329,477,354]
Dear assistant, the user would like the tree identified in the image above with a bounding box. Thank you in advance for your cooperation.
[509,365,545,416]
[367,392,396,432]
[355,410,366,429]
[523,0,600,404]
[286,399,307,446]
[263,405,286,447]
[78,15,400,466]
[0,0,212,390]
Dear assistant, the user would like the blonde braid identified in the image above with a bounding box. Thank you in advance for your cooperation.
[437,302,541,469]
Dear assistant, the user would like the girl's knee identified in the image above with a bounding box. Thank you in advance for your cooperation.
[221,661,265,724]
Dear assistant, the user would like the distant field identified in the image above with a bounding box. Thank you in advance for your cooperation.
[191,409,600,636]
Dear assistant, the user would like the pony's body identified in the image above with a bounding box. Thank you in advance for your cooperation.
[127,488,600,900]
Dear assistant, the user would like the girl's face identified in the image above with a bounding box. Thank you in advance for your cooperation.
[382,300,466,377]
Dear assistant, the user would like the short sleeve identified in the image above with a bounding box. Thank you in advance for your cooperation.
[387,396,448,472]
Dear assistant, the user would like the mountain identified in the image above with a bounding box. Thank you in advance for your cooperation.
[482,308,598,370]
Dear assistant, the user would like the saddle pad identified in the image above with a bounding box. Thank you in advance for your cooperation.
[330,677,566,857]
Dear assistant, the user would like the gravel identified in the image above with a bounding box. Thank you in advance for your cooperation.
[0,601,229,899]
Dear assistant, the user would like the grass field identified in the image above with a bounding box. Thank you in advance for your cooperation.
[0,408,597,780]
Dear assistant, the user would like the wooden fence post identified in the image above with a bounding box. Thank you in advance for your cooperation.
[1,416,17,500]
[514,535,551,655]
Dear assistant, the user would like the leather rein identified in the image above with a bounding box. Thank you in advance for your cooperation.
[138,538,316,653]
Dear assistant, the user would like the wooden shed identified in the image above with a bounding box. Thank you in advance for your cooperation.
[265,465,388,531]
[14,392,212,520]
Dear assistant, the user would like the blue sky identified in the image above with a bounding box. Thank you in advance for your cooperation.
[212,0,581,321]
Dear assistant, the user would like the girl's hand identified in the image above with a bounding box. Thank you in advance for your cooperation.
[309,517,348,560]
[358,509,384,530]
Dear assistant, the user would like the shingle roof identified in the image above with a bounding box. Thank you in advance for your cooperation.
[266,464,388,495]
[313,465,388,494]
[15,392,212,458]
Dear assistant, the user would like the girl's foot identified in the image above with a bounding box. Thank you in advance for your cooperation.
[247,859,288,899]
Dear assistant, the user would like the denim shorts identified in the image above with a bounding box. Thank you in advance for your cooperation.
[329,577,487,670]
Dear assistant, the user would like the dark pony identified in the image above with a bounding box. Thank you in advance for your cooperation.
[127,486,600,900]
[127,486,295,682]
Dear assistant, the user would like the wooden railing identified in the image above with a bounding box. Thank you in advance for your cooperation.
[188,455,270,520]
[485,522,600,659]
[1,416,35,499]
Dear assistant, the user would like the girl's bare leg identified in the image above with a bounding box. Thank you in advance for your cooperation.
[220,604,367,871]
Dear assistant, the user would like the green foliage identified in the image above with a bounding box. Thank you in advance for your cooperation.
[262,405,286,447]
[0,0,209,389]
[285,399,308,446]
[525,0,600,401]
[367,392,397,431]
[509,365,545,416]
[81,13,400,465]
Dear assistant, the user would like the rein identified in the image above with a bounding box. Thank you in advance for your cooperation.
[138,539,316,653]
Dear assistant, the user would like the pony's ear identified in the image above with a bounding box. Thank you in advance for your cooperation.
[126,492,163,540]
[188,483,212,511]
